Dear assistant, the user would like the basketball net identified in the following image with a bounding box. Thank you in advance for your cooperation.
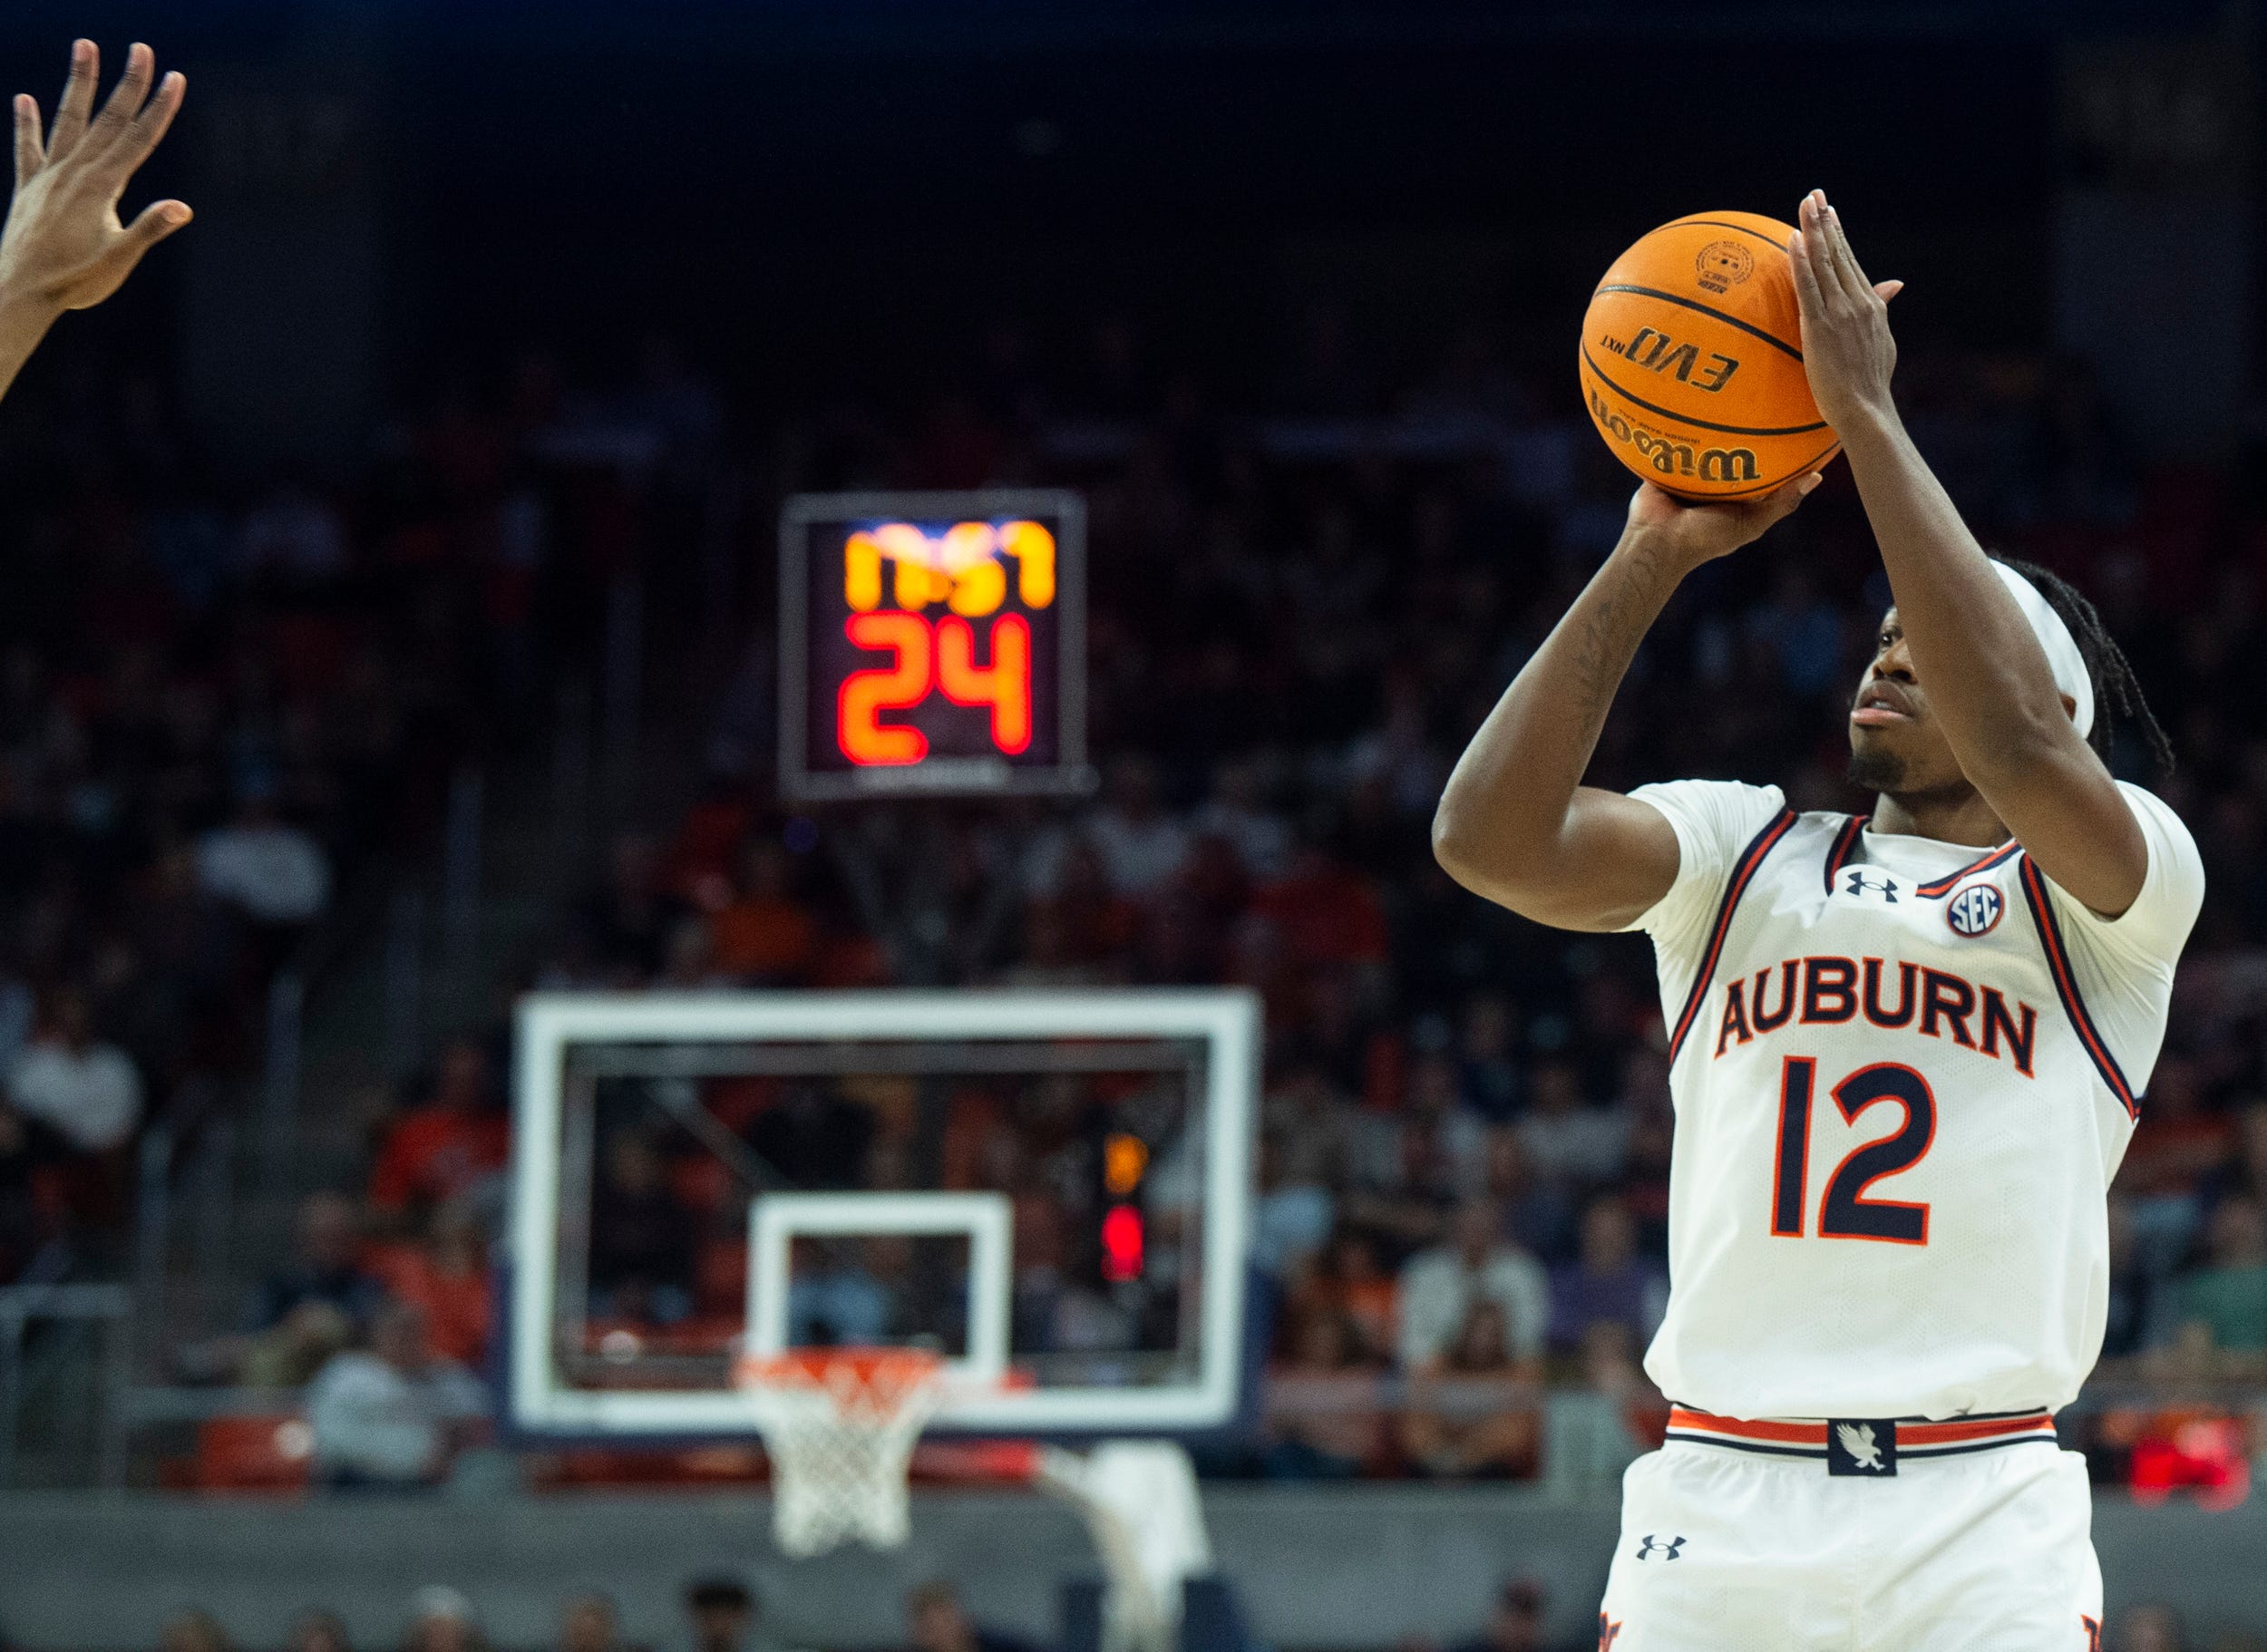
[735,1349,1213,1652]
[734,1347,951,1557]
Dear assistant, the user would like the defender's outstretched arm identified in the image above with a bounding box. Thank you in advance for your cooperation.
[1434,475,1816,931]
[0,40,190,403]
[1790,189,2146,917]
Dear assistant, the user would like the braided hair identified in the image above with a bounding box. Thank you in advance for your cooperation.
[1993,556,2175,777]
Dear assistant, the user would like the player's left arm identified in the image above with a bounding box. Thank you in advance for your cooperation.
[0,41,190,404]
[1790,189,2147,918]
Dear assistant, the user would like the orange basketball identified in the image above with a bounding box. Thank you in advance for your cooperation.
[1578,211,1838,500]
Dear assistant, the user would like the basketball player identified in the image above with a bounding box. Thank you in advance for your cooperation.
[0,40,190,402]
[1435,190,2201,1650]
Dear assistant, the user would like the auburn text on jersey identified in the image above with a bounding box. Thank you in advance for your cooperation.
[1713,954,2038,1078]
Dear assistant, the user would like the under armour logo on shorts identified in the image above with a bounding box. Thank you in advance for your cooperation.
[1844,870,1899,902]
[1632,1533,1686,1560]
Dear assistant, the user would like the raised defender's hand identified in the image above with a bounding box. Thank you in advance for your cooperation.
[1622,472,1822,572]
[0,41,190,321]
[1789,189,1904,433]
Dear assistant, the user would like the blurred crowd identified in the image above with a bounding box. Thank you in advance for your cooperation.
[84,1575,2267,1652]
[0,345,549,1288]
[122,303,2267,1493]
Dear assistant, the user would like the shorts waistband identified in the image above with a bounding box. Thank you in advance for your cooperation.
[1664,1405,2058,1472]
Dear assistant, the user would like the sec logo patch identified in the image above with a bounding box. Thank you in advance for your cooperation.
[1946,882,2004,937]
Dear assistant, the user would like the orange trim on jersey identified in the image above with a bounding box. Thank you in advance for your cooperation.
[1915,840,2021,899]
[1667,1410,1825,1445]
[1666,1405,2057,1454]
[2016,854,2139,1119]
[1822,813,1867,893]
[1667,808,1798,1063]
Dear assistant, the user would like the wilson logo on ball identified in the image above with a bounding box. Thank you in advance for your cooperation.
[1696,239,1755,291]
[1946,883,2005,938]
[1581,210,1835,499]
[1599,326,1741,394]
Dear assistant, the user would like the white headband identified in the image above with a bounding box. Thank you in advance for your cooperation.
[1991,562,2093,739]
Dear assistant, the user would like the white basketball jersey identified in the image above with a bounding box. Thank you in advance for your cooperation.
[1623,778,2204,1420]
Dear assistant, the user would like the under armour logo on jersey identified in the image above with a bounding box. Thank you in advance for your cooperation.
[1632,1533,1686,1561]
[1844,870,1900,902]
[1946,882,2004,937]
[1597,1618,1624,1650]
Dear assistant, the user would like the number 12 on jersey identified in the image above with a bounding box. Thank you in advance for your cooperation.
[1769,1055,1937,1246]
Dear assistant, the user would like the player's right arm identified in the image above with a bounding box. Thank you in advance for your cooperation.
[1433,476,1817,931]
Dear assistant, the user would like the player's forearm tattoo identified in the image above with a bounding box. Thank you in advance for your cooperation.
[1571,536,1670,724]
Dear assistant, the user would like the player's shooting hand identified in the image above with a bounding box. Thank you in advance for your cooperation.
[1623,471,1822,572]
[0,41,190,323]
[1790,189,1902,434]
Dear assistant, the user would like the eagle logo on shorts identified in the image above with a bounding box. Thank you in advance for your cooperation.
[1835,1423,1886,1472]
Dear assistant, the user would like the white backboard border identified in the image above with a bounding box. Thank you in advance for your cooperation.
[507,987,1258,1438]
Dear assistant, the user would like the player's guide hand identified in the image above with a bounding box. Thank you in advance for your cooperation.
[1622,471,1822,573]
[0,41,190,322]
[1789,188,1905,435]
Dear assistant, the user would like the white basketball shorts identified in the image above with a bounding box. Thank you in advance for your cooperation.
[1597,1410,2103,1651]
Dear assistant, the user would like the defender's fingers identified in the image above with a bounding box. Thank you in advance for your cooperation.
[1874,279,1904,302]
[1788,225,1829,320]
[1816,194,1874,300]
[48,39,98,159]
[13,95,42,187]
[122,197,191,249]
[112,71,184,173]
[86,43,154,156]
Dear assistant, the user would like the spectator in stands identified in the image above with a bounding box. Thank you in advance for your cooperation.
[157,1612,233,1652]
[368,1042,510,1226]
[1250,1129,1335,1280]
[1191,757,1294,881]
[1445,1579,1552,1652]
[305,1299,488,1489]
[0,1102,59,1283]
[194,783,332,929]
[1548,1196,1668,1354]
[681,1579,758,1652]
[2108,1604,2185,1652]
[1480,1128,1574,1266]
[708,839,816,984]
[903,1580,1036,1652]
[284,1612,352,1652]
[2171,1195,2267,1372]
[1514,1059,1627,1196]
[1545,1321,1664,1489]
[1300,1229,1397,1364]
[236,1300,355,1389]
[1085,756,1189,898]
[1396,1298,1541,1478]
[2116,1059,2232,1278]
[577,833,688,979]
[587,1129,698,1324]
[1396,1199,1548,1371]
[1262,1303,1383,1478]
[1455,993,1520,1123]
[402,1588,483,1652]
[6,985,141,1154]
[253,1192,387,1332]
[558,1595,628,1652]
[370,1197,492,1366]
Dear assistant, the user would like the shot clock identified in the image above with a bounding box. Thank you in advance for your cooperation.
[778,491,1093,801]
